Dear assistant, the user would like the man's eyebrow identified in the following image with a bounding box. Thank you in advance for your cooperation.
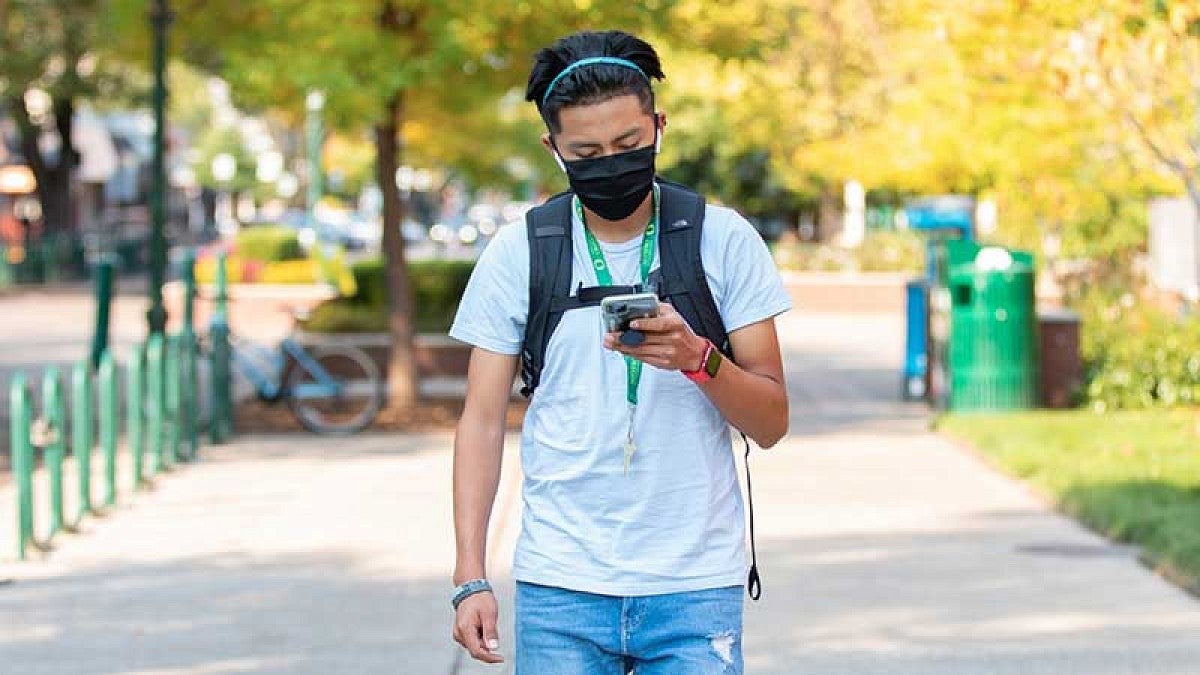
[612,127,642,143]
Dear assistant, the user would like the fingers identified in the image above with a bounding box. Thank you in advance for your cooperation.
[628,315,679,333]
[610,344,678,367]
[482,609,502,657]
[626,302,683,334]
[453,597,505,664]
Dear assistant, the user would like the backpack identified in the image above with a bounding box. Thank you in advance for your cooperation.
[519,179,729,397]
[517,178,763,601]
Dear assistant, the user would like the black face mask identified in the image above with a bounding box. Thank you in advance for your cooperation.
[559,141,657,221]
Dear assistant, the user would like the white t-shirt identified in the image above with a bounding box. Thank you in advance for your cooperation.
[449,199,791,596]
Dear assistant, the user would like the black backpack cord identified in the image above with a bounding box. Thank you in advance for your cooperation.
[740,430,762,601]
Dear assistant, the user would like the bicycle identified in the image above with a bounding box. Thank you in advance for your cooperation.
[203,330,385,435]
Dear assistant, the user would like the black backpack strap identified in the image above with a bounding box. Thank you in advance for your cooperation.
[520,192,574,398]
[655,180,732,358]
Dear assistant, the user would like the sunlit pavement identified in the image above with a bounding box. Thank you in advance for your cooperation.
[1,305,1199,674]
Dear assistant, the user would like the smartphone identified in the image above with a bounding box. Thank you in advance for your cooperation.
[600,292,660,333]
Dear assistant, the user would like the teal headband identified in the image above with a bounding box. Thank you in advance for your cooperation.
[541,56,650,107]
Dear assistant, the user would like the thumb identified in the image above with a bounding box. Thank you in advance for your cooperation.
[482,609,500,652]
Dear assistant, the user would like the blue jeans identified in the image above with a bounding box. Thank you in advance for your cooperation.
[515,581,744,674]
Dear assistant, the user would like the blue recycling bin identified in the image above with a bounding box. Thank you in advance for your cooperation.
[903,279,929,399]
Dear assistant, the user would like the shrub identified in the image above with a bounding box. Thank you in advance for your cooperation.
[411,260,476,330]
[772,230,923,273]
[258,259,321,284]
[347,258,388,307]
[193,247,352,288]
[302,301,388,333]
[1080,293,1200,411]
[312,245,357,296]
[856,230,925,273]
[301,258,476,334]
[773,242,849,273]
[235,226,304,262]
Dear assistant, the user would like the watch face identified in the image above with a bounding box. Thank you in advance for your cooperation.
[704,347,722,378]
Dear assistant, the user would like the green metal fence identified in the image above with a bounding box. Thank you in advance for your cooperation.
[6,249,228,561]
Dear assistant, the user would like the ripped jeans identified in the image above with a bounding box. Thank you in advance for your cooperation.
[514,581,744,675]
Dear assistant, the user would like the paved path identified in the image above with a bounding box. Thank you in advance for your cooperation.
[1,309,1199,674]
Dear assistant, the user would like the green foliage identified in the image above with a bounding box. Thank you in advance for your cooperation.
[409,260,476,330]
[302,258,475,334]
[342,258,386,307]
[1078,293,1200,411]
[772,242,852,273]
[193,126,258,193]
[856,230,926,273]
[939,409,1200,593]
[772,230,924,274]
[234,226,304,263]
[311,244,356,295]
[301,302,389,334]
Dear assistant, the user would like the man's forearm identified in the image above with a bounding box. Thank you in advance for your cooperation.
[679,330,787,448]
[697,355,788,448]
[452,418,505,584]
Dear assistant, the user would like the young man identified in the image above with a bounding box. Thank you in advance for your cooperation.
[449,30,791,674]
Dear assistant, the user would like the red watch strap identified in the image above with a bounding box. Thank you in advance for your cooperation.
[683,340,715,383]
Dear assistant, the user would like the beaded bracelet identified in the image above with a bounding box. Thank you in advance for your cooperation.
[451,578,493,610]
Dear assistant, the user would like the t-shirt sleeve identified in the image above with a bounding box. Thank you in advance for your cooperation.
[448,224,528,355]
[716,210,792,333]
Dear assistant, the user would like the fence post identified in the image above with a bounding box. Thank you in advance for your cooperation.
[71,361,94,521]
[10,373,35,560]
[41,368,67,536]
[209,251,233,444]
[90,255,115,370]
[181,249,199,460]
[146,334,165,475]
[128,343,147,487]
[165,334,181,465]
[99,351,119,506]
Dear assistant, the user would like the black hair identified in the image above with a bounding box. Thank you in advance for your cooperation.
[524,30,665,133]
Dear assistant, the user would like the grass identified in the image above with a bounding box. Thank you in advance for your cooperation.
[937,409,1200,593]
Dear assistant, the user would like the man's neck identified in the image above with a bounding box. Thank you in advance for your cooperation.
[581,193,654,243]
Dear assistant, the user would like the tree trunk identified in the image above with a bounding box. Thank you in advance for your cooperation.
[374,91,420,409]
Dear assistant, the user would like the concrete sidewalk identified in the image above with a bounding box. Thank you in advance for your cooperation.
[0,311,1198,674]
[0,432,526,674]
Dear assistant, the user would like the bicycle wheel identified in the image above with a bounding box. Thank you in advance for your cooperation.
[284,344,384,434]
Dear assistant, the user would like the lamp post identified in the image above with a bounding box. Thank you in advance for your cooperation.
[305,90,325,230]
[146,0,173,335]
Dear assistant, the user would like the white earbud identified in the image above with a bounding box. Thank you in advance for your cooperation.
[554,152,567,173]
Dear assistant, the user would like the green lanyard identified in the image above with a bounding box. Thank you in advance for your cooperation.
[576,189,659,407]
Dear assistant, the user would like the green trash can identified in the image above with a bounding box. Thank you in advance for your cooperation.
[948,247,1038,411]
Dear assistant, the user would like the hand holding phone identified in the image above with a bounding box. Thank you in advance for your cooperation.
[600,293,660,346]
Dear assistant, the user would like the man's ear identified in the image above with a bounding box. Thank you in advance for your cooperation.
[542,133,566,172]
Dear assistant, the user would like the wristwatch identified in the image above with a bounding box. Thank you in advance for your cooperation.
[683,339,722,384]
